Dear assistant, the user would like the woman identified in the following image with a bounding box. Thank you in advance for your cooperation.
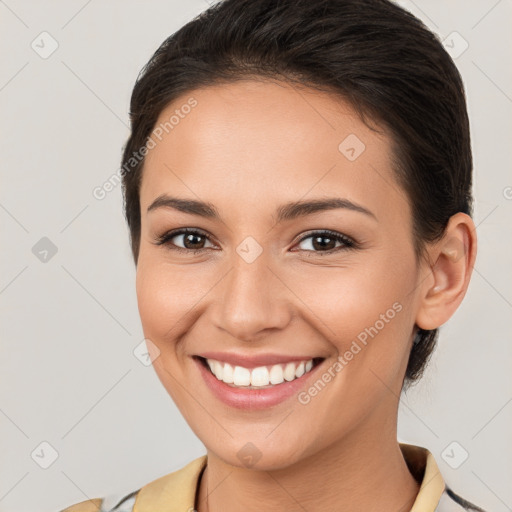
[61,0,486,510]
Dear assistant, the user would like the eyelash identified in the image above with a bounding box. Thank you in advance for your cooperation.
[153,227,358,256]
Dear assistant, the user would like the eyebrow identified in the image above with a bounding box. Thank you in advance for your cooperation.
[147,195,377,222]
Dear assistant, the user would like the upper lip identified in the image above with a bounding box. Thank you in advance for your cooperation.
[195,351,323,368]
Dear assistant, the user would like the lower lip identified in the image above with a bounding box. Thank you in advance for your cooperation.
[194,357,324,410]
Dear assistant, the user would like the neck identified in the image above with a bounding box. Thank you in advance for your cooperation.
[196,424,420,512]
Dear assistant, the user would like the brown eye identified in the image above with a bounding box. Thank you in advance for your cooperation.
[180,232,207,249]
[295,230,356,254]
[154,228,215,253]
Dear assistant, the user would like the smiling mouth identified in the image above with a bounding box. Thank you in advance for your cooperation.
[195,356,325,389]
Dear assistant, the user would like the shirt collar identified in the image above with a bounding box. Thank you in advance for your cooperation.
[400,443,446,511]
[133,443,445,512]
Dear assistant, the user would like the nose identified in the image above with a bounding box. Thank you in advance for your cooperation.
[212,250,292,342]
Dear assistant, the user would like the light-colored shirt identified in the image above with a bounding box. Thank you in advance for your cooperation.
[59,443,486,512]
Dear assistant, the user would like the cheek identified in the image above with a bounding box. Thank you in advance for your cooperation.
[135,255,224,360]
[135,257,202,408]
[288,257,415,372]
[135,258,197,346]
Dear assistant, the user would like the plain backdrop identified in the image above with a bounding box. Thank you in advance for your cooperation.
[1,1,511,511]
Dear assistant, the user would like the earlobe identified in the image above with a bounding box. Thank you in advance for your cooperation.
[415,213,477,331]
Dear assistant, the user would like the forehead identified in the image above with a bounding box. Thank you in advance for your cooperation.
[140,79,407,220]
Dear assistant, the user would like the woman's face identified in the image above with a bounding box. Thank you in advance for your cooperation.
[136,79,427,469]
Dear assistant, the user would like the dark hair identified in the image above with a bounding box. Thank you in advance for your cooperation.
[121,0,473,387]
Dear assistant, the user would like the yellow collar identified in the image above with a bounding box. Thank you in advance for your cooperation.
[133,443,445,512]
[400,443,446,511]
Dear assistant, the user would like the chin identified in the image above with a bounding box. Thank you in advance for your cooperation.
[206,435,310,471]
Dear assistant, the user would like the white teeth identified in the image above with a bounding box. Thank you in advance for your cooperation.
[251,366,269,386]
[233,365,251,386]
[205,357,317,388]
[213,360,223,380]
[222,362,234,383]
[283,362,296,381]
[269,364,284,385]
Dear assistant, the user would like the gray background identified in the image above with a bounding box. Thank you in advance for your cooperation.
[1,1,511,511]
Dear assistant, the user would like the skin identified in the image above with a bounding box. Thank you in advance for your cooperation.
[135,79,477,512]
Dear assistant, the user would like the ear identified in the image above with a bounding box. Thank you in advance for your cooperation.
[415,212,477,331]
